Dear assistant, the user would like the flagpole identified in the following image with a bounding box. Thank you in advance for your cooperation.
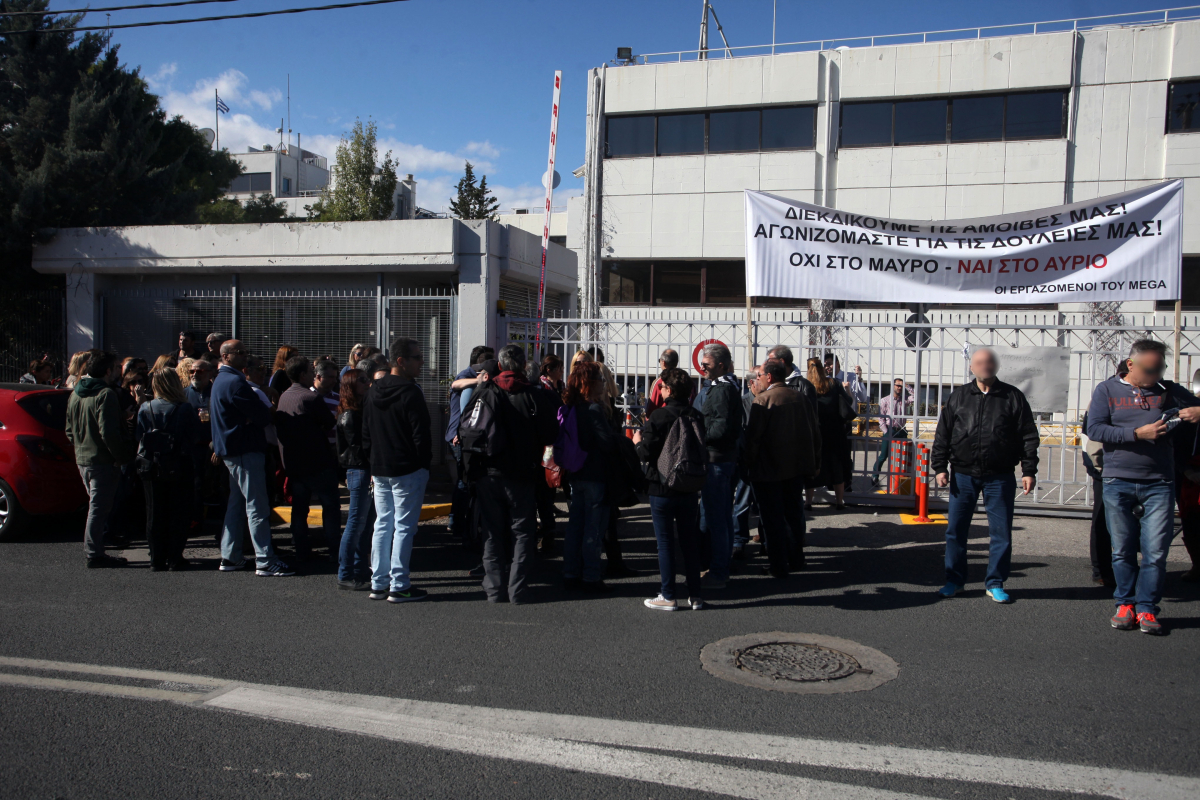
[215,89,219,150]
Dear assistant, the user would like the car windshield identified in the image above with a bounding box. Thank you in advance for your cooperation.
[17,391,69,431]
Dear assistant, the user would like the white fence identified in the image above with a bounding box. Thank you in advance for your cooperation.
[507,311,1200,514]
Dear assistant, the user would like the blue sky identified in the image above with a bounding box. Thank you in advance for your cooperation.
[68,0,1176,214]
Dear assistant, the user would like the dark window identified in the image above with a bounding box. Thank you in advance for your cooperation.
[704,261,746,304]
[1157,257,1200,310]
[657,113,705,155]
[230,172,272,193]
[951,94,1004,142]
[894,99,947,145]
[654,263,703,304]
[602,261,651,304]
[762,106,816,150]
[708,109,759,153]
[840,102,893,147]
[606,115,655,157]
[1168,81,1200,133]
[16,392,68,431]
[1005,92,1064,139]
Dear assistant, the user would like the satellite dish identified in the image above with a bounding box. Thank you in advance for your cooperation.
[1191,368,1200,397]
[199,128,216,147]
[541,169,561,190]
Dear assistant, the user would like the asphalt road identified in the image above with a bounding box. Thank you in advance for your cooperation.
[1,504,1198,799]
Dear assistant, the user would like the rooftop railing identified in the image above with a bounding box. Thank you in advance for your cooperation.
[628,5,1200,64]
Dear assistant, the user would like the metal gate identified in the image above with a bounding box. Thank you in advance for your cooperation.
[101,289,232,362]
[387,291,456,466]
[239,289,377,365]
[506,310,1200,513]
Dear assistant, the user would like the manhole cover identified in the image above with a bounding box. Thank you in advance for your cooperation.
[735,642,866,682]
[701,632,899,694]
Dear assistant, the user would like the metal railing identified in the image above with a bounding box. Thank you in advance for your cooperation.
[629,5,1200,64]
[506,313,1200,515]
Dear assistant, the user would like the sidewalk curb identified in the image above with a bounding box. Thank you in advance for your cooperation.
[271,502,453,525]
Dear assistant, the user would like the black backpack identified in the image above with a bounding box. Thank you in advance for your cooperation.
[459,383,511,474]
[136,404,186,481]
[657,411,708,493]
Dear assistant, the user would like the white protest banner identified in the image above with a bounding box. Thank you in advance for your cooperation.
[744,181,1183,304]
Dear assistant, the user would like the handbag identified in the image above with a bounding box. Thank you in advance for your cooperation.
[543,445,562,489]
[837,384,858,424]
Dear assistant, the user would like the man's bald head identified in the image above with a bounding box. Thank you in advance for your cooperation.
[220,339,249,369]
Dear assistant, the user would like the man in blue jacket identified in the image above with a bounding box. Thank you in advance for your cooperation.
[1086,339,1200,635]
[211,339,293,577]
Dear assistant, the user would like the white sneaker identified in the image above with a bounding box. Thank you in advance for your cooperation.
[643,595,678,611]
[255,561,295,577]
[689,597,705,610]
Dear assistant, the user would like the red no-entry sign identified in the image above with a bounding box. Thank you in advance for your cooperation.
[692,339,725,374]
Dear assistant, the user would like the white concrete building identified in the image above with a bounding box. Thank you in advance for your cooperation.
[229,144,330,219]
[32,220,578,428]
[570,11,1200,317]
[496,210,568,247]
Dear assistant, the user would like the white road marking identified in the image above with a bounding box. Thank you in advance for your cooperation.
[3,656,1199,800]
[205,686,933,800]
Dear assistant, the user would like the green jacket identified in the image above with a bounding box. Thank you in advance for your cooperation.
[66,377,134,467]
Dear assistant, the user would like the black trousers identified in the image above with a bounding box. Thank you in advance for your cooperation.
[753,477,807,577]
[476,475,538,602]
[535,479,557,538]
[143,471,193,568]
[605,504,625,566]
[1090,476,1115,584]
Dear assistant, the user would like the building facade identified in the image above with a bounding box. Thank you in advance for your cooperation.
[569,15,1200,316]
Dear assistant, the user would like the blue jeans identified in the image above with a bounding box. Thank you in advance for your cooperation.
[944,472,1016,588]
[222,451,277,567]
[564,479,608,582]
[649,493,702,601]
[1102,477,1175,614]
[701,460,736,581]
[732,475,754,547]
[290,466,341,558]
[338,468,375,581]
[371,469,429,592]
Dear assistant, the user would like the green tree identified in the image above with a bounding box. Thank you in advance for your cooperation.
[306,118,398,221]
[448,161,499,220]
[197,193,289,225]
[0,0,241,284]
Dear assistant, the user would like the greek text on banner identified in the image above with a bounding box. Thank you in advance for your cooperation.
[743,181,1183,304]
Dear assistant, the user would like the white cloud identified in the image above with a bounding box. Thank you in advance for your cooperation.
[248,88,283,111]
[463,140,499,159]
[147,62,177,90]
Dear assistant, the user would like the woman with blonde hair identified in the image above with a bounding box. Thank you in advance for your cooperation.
[804,356,850,510]
[175,358,194,388]
[151,353,178,373]
[135,368,201,571]
[64,350,91,389]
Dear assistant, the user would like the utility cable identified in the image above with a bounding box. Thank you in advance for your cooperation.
[1,0,408,32]
[0,0,239,17]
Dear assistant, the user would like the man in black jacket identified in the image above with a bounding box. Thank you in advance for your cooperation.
[698,342,743,589]
[276,355,339,562]
[363,337,432,604]
[469,345,558,604]
[931,348,1039,603]
[766,345,816,407]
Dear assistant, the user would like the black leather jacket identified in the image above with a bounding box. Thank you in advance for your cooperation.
[931,379,1039,478]
[336,409,367,470]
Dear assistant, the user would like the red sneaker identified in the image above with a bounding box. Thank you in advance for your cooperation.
[1136,612,1163,636]
[1110,604,1136,630]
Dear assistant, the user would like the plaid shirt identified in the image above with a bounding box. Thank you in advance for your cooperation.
[878,388,914,430]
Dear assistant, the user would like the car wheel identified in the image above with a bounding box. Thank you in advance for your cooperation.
[0,479,27,541]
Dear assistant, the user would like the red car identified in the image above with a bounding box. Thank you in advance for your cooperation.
[0,383,88,538]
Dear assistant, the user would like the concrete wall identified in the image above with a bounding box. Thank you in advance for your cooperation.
[594,22,1200,281]
[33,219,578,369]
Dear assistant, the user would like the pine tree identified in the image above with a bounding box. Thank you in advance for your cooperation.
[449,161,499,220]
[306,118,398,221]
[0,0,241,283]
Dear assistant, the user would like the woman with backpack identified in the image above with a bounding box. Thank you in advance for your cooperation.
[336,369,375,590]
[804,357,851,510]
[135,368,201,571]
[558,360,616,593]
[632,367,705,611]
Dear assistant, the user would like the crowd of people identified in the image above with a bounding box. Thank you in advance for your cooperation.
[43,328,1200,631]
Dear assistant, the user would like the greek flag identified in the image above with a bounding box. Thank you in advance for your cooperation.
[216,96,230,114]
